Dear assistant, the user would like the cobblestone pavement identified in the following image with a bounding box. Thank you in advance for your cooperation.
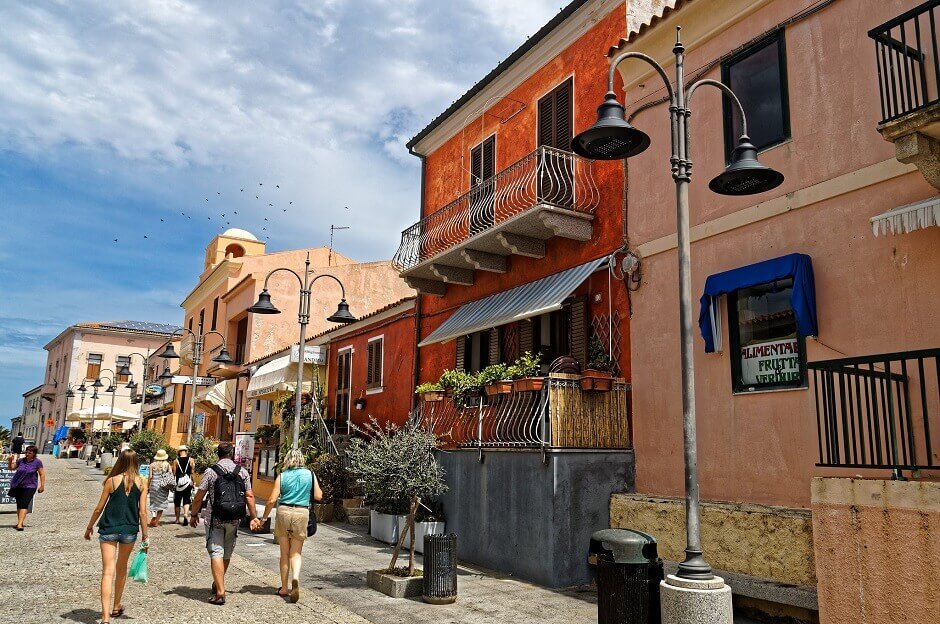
[0,458,368,624]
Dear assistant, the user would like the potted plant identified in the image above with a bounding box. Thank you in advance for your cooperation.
[414,382,444,402]
[310,453,348,523]
[347,418,447,598]
[413,500,446,554]
[581,337,615,392]
[253,424,279,445]
[479,363,512,397]
[438,369,479,408]
[508,352,544,393]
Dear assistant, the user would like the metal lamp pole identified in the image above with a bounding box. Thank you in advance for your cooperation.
[249,252,357,449]
[572,27,784,580]
[118,349,152,430]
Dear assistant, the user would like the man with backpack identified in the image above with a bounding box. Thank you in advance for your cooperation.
[189,442,256,605]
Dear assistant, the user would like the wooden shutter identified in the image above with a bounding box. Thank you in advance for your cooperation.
[470,144,482,185]
[489,329,500,365]
[366,339,383,388]
[482,136,495,180]
[538,78,573,149]
[569,297,588,367]
[455,336,466,371]
[518,320,533,356]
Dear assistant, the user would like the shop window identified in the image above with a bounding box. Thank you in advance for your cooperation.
[366,337,384,390]
[722,30,789,159]
[86,353,103,380]
[727,278,806,392]
[258,447,279,478]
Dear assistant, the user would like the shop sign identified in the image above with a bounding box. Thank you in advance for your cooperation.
[145,384,165,398]
[740,338,801,385]
[290,345,326,365]
[171,376,216,386]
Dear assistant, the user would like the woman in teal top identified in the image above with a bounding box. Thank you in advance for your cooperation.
[254,449,322,603]
[85,449,150,624]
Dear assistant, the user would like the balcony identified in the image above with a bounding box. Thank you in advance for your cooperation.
[869,0,940,188]
[808,348,939,475]
[393,146,600,295]
[413,375,630,449]
[207,342,246,378]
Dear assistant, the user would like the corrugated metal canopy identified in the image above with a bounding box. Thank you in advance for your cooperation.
[419,257,608,347]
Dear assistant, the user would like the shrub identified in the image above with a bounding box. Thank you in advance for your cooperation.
[414,382,442,394]
[309,453,349,504]
[129,429,168,462]
[506,351,541,379]
[587,337,614,372]
[98,433,125,454]
[68,427,87,442]
[186,436,218,474]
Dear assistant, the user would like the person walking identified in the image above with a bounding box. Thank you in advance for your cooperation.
[189,442,256,605]
[10,432,25,458]
[7,445,45,530]
[84,449,149,624]
[147,449,173,527]
[171,445,194,525]
[252,449,322,602]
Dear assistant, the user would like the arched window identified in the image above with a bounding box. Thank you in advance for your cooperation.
[225,243,245,258]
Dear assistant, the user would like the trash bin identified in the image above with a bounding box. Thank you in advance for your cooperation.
[422,533,457,604]
[591,528,663,624]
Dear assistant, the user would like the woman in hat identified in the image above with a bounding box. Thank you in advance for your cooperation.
[147,449,173,527]
[172,445,194,525]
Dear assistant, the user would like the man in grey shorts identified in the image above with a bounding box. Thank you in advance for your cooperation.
[189,442,255,605]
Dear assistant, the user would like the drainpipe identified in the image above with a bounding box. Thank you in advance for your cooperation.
[408,145,426,411]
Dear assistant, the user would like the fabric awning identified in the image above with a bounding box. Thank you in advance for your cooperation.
[871,196,939,236]
[698,253,818,353]
[247,355,315,400]
[66,405,140,422]
[197,379,236,410]
[419,256,609,347]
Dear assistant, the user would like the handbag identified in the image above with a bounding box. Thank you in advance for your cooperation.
[129,548,148,583]
[306,472,318,537]
[155,470,175,491]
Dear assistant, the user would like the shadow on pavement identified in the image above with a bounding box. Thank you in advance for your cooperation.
[163,585,212,603]
[238,584,281,596]
[59,608,100,624]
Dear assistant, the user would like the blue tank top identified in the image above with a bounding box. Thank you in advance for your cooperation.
[279,468,313,506]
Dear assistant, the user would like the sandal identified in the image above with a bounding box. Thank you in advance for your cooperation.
[276,588,289,598]
[111,607,124,617]
[290,579,300,603]
[208,593,226,606]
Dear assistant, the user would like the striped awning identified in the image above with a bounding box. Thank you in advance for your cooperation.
[871,196,939,236]
[419,256,608,347]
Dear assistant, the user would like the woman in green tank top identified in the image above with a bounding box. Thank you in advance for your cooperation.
[253,449,322,603]
[85,449,150,624]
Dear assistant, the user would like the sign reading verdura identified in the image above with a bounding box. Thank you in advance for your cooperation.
[740,338,800,385]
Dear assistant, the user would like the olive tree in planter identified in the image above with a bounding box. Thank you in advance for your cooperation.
[347,418,447,596]
[309,453,348,522]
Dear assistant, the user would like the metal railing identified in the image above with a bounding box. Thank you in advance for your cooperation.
[413,376,631,449]
[393,146,600,271]
[869,0,940,123]
[809,349,939,473]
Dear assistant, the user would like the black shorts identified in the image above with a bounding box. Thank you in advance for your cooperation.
[174,486,193,507]
[14,487,36,510]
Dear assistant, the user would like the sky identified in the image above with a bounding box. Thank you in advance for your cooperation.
[0,0,566,429]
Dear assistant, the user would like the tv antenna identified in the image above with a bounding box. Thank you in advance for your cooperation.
[329,224,350,266]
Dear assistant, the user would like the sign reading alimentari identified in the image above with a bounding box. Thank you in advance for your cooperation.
[740,338,800,384]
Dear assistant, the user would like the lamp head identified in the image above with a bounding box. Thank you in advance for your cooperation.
[116,362,132,376]
[91,378,104,389]
[160,343,180,359]
[248,289,280,314]
[126,380,137,390]
[709,137,785,196]
[159,366,174,380]
[91,391,99,400]
[212,348,234,364]
[327,299,357,324]
[66,389,75,398]
[106,383,115,393]
[77,382,87,393]
[571,92,650,160]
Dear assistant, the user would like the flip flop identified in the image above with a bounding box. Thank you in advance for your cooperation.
[110,607,124,617]
[208,593,226,606]
[276,588,289,598]
[15,527,24,531]
[290,580,300,603]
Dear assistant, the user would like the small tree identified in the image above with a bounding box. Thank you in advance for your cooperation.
[346,418,447,575]
[129,428,168,462]
[187,436,218,474]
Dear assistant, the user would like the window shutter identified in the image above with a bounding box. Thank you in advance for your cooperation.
[538,91,555,148]
[553,79,572,149]
[570,297,588,367]
[470,144,482,186]
[482,136,495,180]
[455,336,466,371]
[489,328,500,366]
[518,320,533,356]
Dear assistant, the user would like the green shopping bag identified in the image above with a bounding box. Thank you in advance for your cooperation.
[129,548,148,583]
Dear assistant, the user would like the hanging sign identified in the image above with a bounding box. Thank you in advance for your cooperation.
[740,338,801,385]
[171,376,216,386]
[145,384,165,398]
[290,345,326,365]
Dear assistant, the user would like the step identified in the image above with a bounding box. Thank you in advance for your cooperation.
[347,514,369,527]
[345,508,370,518]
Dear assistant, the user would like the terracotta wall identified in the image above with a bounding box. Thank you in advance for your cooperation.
[417,3,629,382]
[812,477,940,624]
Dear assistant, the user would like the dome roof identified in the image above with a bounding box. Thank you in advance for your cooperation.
[222,228,258,241]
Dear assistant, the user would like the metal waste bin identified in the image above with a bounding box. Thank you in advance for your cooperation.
[591,528,663,624]
[422,533,457,604]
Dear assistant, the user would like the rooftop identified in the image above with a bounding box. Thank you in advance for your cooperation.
[76,320,181,335]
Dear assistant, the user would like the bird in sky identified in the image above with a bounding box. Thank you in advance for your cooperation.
[113,238,118,242]
[276,184,280,188]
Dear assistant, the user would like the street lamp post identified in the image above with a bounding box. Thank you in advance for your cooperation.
[90,369,119,434]
[65,382,89,409]
[572,27,783,585]
[158,326,232,442]
[117,349,152,433]
[248,252,357,449]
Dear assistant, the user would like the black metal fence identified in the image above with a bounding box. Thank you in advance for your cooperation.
[869,0,940,124]
[809,349,939,473]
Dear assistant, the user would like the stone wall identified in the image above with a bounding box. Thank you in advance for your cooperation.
[610,494,815,586]
[812,477,940,624]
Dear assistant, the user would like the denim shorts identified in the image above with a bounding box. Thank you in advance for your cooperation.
[99,533,138,544]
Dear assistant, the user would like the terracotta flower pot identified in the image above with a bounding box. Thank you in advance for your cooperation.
[420,390,445,403]
[580,369,614,392]
[512,377,544,393]
[484,381,513,397]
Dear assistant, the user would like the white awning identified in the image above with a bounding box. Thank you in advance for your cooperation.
[247,355,316,400]
[419,257,609,347]
[197,379,236,410]
[871,196,939,236]
[66,405,139,422]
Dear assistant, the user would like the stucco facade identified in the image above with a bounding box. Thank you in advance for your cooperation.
[18,385,43,443]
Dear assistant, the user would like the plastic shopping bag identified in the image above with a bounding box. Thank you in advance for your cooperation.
[129,548,148,583]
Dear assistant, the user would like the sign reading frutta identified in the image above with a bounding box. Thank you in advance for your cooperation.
[740,338,801,384]
[171,376,216,386]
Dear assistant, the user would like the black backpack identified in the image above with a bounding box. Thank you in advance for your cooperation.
[210,465,247,522]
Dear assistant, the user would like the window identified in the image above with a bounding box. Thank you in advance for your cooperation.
[187,317,193,332]
[469,136,496,235]
[722,30,789,159]
[116,356,131,382]
[335,349,352,423]
[538,78,573,150]
[258,447,279,478]
[727,278,806,393]
[178,386,189,433]
[211,297,219,330]
[531,310,570,366]
[86,353,103,380]
[460,330,493,374]
[199,308,205,332]
[366,337,384,390]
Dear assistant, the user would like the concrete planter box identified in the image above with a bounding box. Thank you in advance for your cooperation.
[366,569,423,599]
[412,521,445,554]
[370,510,408,544]
[100,453,115,473]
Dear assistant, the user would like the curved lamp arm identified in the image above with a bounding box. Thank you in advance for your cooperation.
[607,51,675,105]
[202,330,227,343]
[309,273,347,299]
[686,78,747,137]
[261,267,303,291]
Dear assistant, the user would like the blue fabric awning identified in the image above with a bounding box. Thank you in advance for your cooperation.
[52,425,70,443]
[698,253,817,353]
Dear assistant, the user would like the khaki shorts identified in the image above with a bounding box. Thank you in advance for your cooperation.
[274,505,309,541]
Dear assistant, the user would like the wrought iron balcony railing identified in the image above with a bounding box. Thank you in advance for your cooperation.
[412,375,630,450]
[869,0,940,124]
[809,348,939,474]
[393,146,600,272]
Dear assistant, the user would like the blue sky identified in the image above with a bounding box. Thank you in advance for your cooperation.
[0,0,564,428]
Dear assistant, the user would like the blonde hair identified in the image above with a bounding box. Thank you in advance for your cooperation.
[151,460,170,473]
[281,449,307,470]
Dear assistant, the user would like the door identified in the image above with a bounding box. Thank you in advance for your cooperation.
[469,135,496,236]
[537,78,573,207]
[334,349,352,433]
